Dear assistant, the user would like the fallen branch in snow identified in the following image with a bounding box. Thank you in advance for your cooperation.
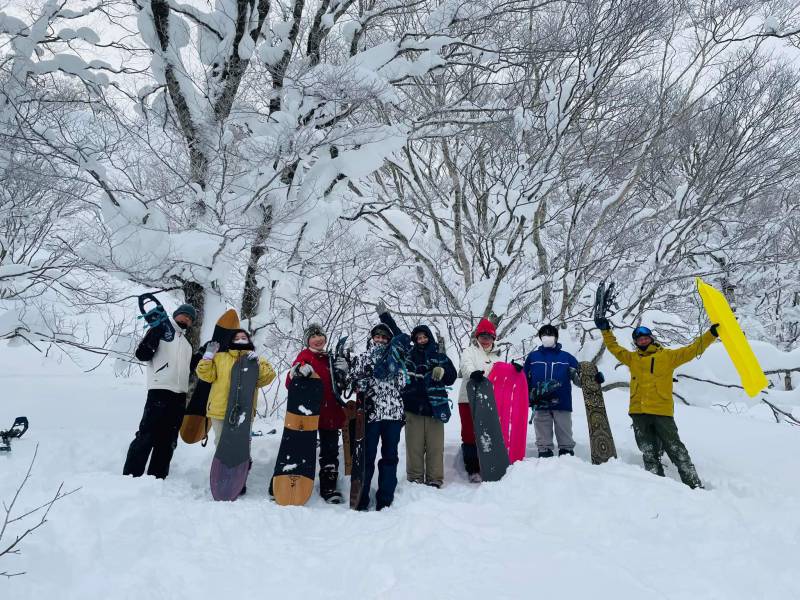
[761,399,800,427]
[675,375,800,427]
[0,445,79,578]
[675,373,744,389]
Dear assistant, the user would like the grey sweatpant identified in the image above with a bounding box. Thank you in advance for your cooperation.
[533,410,574,452]
[405,412,444,484]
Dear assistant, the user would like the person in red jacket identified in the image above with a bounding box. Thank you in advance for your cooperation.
[286,323,346,503]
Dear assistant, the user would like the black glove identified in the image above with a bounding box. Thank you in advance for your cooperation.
[469,370,485,382]
[710,323,720,338]
[511,361,523,373]
[594,317,610,331]
[595,371,605,384]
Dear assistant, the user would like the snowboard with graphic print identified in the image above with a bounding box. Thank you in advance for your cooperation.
[467,376,509,482]
[210,354,259,501]
[579,361,617,465]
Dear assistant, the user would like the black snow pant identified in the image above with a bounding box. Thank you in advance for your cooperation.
[319,428,340,498]
[630,414,702,489]
[319,428,340,474]
[123,389,186,479]
[462,443,480,475]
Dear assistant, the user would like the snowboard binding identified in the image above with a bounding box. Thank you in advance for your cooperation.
[594,280,617,323]
[137,293,175,342]
[0,416,29,452]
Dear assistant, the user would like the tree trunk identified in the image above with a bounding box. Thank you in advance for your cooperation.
[241,205,273,327]
[181,280,206,350]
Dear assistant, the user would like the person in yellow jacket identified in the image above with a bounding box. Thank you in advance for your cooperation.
[595,316,719,489]
[196,329,276,444]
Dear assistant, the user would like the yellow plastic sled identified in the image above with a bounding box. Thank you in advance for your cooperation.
[696,277,768,397]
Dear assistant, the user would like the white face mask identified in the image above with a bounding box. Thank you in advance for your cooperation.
[540,335,557,348]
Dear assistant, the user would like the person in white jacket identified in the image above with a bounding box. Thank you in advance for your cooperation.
[458,318,502,483]
[123,304,196,479]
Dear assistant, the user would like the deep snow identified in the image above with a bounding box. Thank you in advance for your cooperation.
[1,346,799,600]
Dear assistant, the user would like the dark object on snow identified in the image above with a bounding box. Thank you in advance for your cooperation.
[271,375,322,506]
[579,361,617,465]
[210,355,259,501]
[466,377,509,482]
[0,416,29,452]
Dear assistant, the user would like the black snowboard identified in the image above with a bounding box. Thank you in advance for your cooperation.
[579,361,617,465]
[349,392,367,510]
[271,376,322,506]
[467,377,510,482]
[210,355,259,501]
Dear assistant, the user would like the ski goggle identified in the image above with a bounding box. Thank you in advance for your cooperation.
[632,326,653,340]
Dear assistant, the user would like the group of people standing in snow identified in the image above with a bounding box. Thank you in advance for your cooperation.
[123,297,720,508]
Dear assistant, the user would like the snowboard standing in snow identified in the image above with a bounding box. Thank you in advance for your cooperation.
[348,392,367,509]
[467,376,510,482]
[181,309,240,444]
[271,375,323,506]
[210,355,259,501]
[488,362,529,463]
[579,361,617,465]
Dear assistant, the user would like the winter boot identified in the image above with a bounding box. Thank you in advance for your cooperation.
[425,480,443,489]
[538,449,554,458]
[320,470,343,504]
[468,473,482,484]
[558,449,574,457]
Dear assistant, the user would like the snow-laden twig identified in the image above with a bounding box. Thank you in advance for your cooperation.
[0,444,79,578]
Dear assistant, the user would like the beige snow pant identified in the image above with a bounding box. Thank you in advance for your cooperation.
[405,412,444,485]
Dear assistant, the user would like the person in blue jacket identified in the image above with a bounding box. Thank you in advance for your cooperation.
[523,324,601,458]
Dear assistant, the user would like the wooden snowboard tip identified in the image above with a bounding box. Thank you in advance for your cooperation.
[272,475,314,506]
[180,415,210,444]
[217,309,240,330]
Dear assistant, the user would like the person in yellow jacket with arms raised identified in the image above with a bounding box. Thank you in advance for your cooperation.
[196,329,276,444]
[595,314,719,489]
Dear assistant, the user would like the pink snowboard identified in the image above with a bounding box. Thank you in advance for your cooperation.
[488,362,529,463]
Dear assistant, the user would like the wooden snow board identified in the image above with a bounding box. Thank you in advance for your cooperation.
[272,375,322,506]
[579,361,617,465]
[181,309,240,444]
[210,354,258,501]
[467,377,509,482]
[348,394,367,509]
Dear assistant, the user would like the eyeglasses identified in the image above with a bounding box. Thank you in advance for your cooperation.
[632,326,653,339]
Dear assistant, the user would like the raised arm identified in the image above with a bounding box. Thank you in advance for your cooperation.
[668,330,716,368]
[601,329,633,367]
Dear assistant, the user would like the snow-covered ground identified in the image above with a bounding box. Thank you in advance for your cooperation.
[2,346,799,600]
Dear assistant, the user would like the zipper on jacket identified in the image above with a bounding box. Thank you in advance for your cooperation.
[650,358,654,374]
